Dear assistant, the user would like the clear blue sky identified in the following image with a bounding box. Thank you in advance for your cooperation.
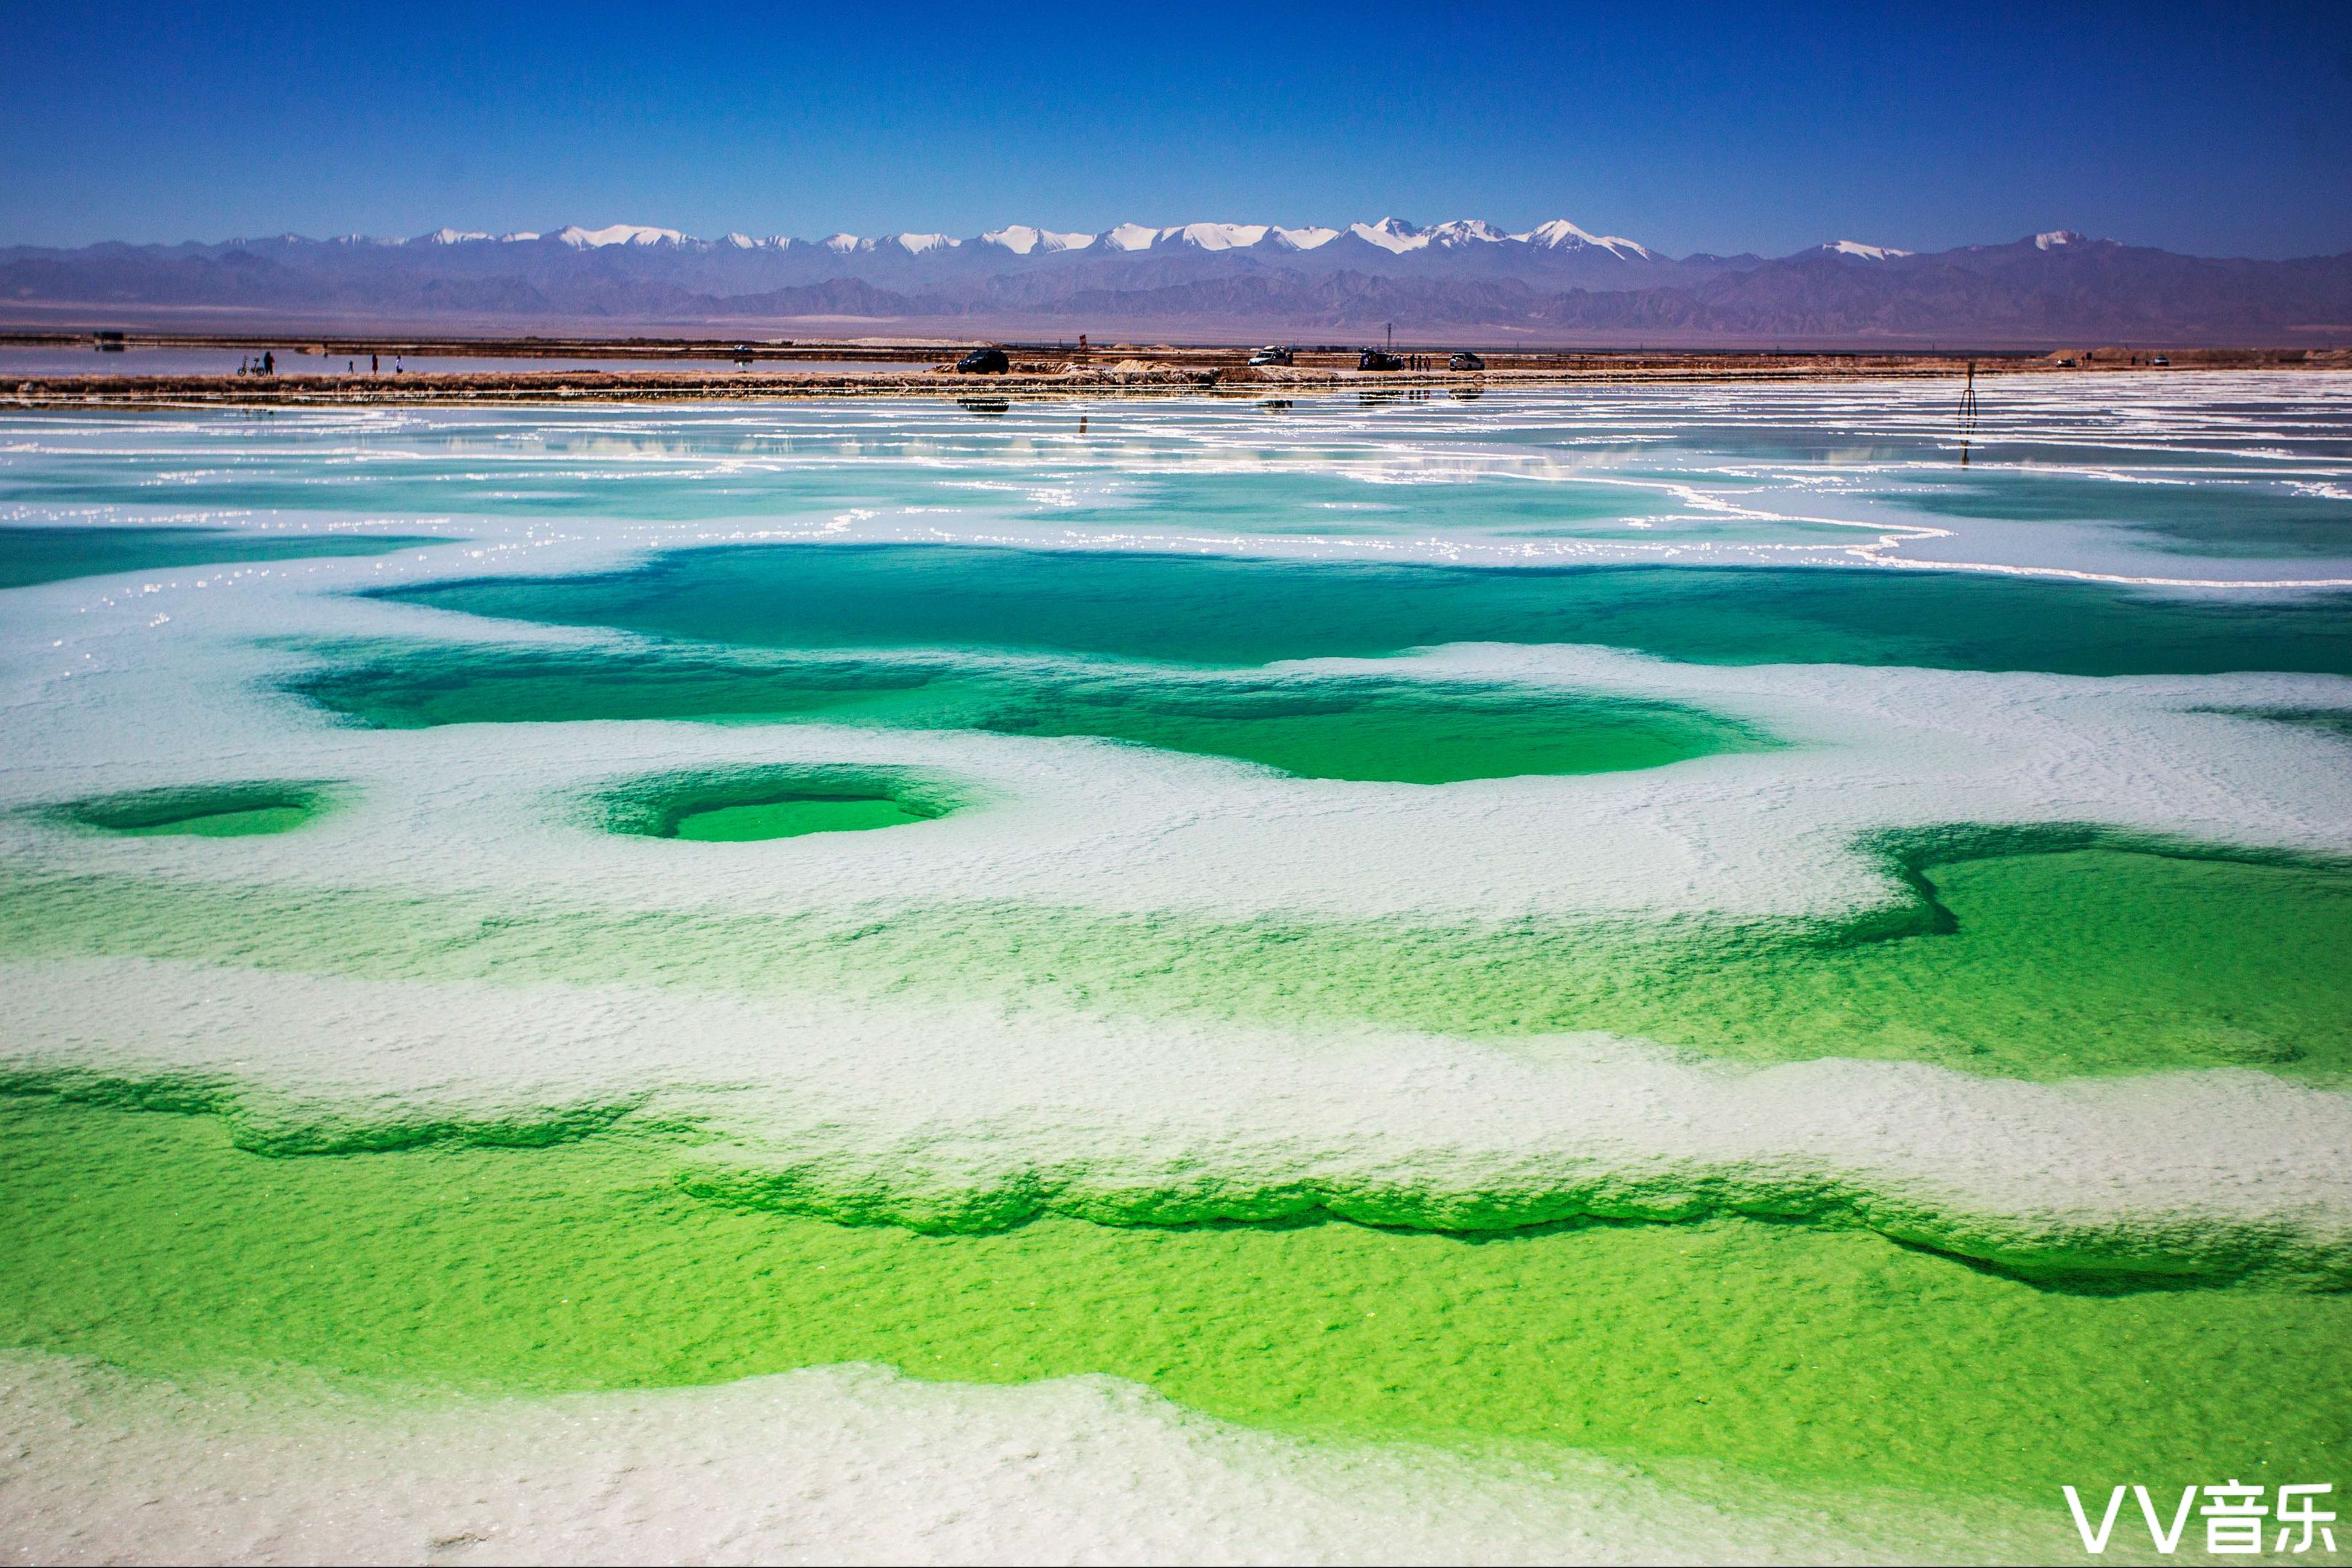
[4,1,2348,258]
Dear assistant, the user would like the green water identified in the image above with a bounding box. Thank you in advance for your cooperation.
[990,677,1749,781]
[672,798,929,839]
[288,641,1767,784]
[0,525,443,589]
[586,764,966,841]
[108,804,312,837]
[6,832,2346,1087]
[1,1097,2341,1511]
[46,783,338,838]
[383,544,2352,674]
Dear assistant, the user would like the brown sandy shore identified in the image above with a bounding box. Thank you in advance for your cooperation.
[6,338,2343,409]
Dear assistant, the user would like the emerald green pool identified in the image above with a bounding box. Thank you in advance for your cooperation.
[588,765,964,841]
[288,640,1770,783]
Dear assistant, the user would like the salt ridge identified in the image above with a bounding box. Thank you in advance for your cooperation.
[0,1352,2025,1564]
[11,955,2352,1278]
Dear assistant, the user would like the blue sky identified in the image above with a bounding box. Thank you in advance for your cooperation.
[4,1,2348,257]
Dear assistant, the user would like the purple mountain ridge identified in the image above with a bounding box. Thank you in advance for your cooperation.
[4,220,2348,346]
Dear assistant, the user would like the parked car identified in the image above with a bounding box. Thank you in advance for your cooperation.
[956,347,1011,375]
[1248,345,1293,367]
[1448,351,1486,371]
[2151,354,2170,367]
[1359,349,1404,371]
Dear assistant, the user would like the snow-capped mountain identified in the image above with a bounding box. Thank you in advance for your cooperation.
[1821,240,1913,261]
[980,226,1095,255]
[325,214,1674,266]
[550,224,690,248]
[1517,219,1652,258]
[10,218,2343,346]
[1348,218,1428,253]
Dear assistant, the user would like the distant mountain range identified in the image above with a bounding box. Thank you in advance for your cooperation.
[5,218,2349,346]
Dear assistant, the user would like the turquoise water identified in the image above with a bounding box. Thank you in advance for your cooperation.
[0,524,444,589]
[385,543,2352,674]
[1895,473,2352,558]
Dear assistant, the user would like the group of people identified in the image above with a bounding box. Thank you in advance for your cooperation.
[236,351,407,377]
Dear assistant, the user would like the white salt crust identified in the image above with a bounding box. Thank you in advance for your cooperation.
[0,1352,2035,1566]
[9,957,2350,1259]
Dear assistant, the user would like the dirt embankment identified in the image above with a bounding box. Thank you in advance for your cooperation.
[5,340,2342,409]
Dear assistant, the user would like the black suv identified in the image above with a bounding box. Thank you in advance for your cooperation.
[1358,350,1404,371]
[956,347,1011,375]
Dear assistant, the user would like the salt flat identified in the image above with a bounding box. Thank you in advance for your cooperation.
[3,376,2349,1562]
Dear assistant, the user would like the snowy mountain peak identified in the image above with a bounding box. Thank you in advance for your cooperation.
[1104,223,1160,252]
[1424,219,1508,248]
[821,233,862,253]
[554,224,690,248]
[1516,219,1652,260]
[420,228,490,245]
[887,232,959,254]
[1161,222,1270,251]
[1350,217,1430,253]
[1269,225,1339,250]
[2035,229,2086,250]
[980,226,1096,254]
[1823,240,1911,261]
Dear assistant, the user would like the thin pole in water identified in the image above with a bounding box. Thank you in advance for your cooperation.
[1958,360,1979,466]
